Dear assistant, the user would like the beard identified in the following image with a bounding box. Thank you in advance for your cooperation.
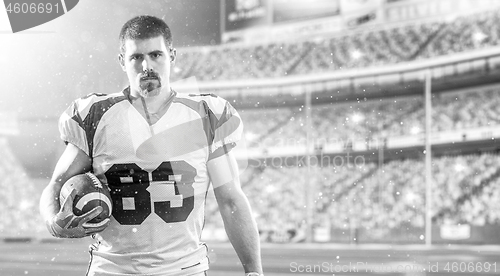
[136,71,162,98]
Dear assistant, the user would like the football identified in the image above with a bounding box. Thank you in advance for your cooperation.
[59,172,113,224]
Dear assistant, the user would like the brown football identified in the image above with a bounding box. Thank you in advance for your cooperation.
[59,172,112,224]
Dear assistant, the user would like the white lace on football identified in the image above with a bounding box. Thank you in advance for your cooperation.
[85,172,103,189]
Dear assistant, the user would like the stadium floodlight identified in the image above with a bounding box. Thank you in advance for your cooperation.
[265,185,276,194]
[473,31,487,42]
[454,162,466,172]
[351,50,363,59]
[351,113,364,123]
[410,126,421,135]
[244,132,259,142]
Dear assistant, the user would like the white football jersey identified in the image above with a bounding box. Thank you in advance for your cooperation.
[58,88,243,276]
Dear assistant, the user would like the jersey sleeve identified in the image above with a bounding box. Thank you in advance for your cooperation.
[207,96,244,155]
[58,100,90,156]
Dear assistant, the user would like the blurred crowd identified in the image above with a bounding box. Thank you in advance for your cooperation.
[210,85,500,243]
[240,88,500,148]
[227,153,500,243]
[0,138,46,237]
[172,9,500,81]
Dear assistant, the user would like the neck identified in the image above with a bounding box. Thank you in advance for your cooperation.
[129,86,172,106]
[127,86,175,125]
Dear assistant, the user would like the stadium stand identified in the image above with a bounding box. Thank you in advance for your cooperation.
[204,83,500,241]
[172,9,500,81]
[240,88,500,149]
[230,153,500,243]
[0,138,46,238]
[219,81,500,243]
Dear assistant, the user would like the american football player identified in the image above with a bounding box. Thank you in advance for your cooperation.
[39,15,263,276]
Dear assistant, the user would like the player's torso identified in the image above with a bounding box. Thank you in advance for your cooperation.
[87,92,212,275]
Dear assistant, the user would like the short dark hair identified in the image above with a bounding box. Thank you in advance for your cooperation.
[119,15,173,54]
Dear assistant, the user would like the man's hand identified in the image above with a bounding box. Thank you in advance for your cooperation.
[46,189,110,238]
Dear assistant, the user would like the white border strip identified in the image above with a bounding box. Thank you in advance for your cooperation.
[60,0,68,13]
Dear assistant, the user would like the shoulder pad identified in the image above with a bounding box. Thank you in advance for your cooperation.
[187,93,218,98]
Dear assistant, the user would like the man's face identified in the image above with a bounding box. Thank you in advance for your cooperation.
[120,36,175,98]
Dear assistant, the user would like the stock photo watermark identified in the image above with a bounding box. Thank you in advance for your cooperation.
[254,152,366,169]
[244,136,371,169]
[289,261,498,274]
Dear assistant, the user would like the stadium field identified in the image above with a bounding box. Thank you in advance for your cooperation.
[0,240,499,276]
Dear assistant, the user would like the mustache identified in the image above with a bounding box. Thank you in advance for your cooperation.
[140,70,160,80]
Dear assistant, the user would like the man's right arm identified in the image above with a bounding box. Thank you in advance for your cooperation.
[39,143,108,238]
[40,143,92,221]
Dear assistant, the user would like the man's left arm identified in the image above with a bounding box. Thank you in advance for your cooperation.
[208,148,263,275]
